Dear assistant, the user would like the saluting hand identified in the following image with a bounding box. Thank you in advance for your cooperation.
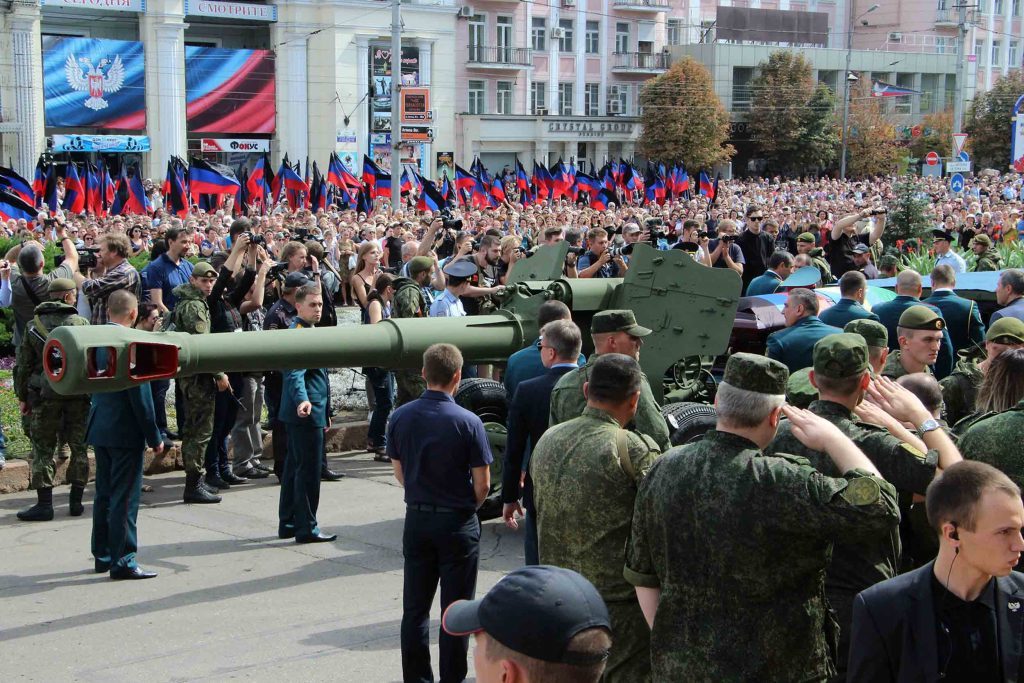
[865,376,932,426]
[781,404,846,452]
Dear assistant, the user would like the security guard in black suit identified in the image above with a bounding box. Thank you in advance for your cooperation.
[88,291,165,580]
[277,284,336,544]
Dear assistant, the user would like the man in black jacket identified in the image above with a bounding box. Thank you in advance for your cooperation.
[849,461,1024,682]
[736,205,775,294]
[502,319,583,565]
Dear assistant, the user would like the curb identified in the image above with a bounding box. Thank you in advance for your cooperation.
[0,421,369,494]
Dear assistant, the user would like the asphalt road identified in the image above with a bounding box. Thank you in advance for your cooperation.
[0,451,523,682]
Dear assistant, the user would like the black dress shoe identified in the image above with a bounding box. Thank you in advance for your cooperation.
[220,470,248,485]
[320,467,345,482]
[205,474,230,490]
[235,465,269,480]
[296,531,336,543]
[95,559,111,574]
[278,526,296,539]
[163,430,179,440]
[110,565,157,580]
[253,463,272,473]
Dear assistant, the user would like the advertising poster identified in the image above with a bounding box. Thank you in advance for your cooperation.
[369,45,420,168]
[186,47,276,134]
[436,151,454,181]
[42,36,146,129]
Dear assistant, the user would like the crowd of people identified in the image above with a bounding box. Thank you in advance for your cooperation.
[4,169,1024,681]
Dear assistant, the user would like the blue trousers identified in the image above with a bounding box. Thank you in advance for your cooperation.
[91,445,144,570]
[204,373,244,476]
[278,422,324,539]
[365,367,394,448]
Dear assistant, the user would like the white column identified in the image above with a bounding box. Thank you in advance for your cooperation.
[985,7,995,90]
[574,6,585,115]
[10,5,43,178]
[524,0,533,115]
[549,7,559,114]
[600,0,609,115]
[594,140,610,165]
[356,36,369,164]
[416,38,432,176]
[688,0,702,45]
[151,21,188,175]
[278,30,309,164]
[1003,0,1013,76]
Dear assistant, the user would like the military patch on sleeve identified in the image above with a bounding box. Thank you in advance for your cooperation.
[840,477,882,506]
[195,321,208,334]
[899,442,927,461]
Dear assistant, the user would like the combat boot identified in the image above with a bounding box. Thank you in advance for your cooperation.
[69,485,85,517]
[183,472,221,504]
[17,487,55,521]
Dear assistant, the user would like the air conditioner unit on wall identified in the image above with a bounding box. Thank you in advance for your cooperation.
[457,6,473,18]
[536,107,549,116]
[608,100,622,114]
[889,32,902,41]
[563,0,577,7]
[551,27,566,39]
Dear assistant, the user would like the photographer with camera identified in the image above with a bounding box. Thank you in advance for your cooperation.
[828,206,887,279]
[10,225,78,345]
[75,233,140,325]
[578,228,626,279]
[453,234,504,315]
[707,219,745,276]
[671,220,712,267]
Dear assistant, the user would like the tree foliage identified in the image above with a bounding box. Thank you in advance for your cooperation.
[845,84,901,177]
[747,52,837,173]
[887,177,933,245]
[965,70,1024,170]
[638,56,734,169]
[907,110,954,162]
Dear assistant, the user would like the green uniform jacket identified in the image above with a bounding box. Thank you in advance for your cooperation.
[531,407,661,682]
[624,430,900,682]
[392,277,428,319]
[808,248,836,285]
[13,301,90,403]
[940,352,984,426]
[973,248,1003,272]
[170,283,225,382]
[881,350,932,381]
[549,355,671,451]
[959,398,1024,488]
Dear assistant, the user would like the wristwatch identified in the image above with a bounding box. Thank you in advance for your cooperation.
[917,418,941,435]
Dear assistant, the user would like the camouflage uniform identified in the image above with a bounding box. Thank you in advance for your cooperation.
[940,352,984,426]
[808,247,836,285]
[624,353,900,682]
[973,247,1003,272]
[12,300,91,489]
[958,398,1024,488]
[531,407,661,683]
[881,350,932,380]
[786,367,817,408]
[549,355,671,451]
[390,274,429,407]
[170,282,225,476]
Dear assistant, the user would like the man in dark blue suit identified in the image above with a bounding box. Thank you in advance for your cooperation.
[924,264,986,355]
[89,290,165,580]
[849,461,1024,682]
[502,319,583,565]
[765,288,843,373]
[502,300,584,397]
[871,270,955,378]
[277,284,335,544]
[819,271,880,328]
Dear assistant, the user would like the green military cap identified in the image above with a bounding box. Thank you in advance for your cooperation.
[986,317,1024,344]
[786,368,817,409]
[796,232,816,243]
[844,318,888,348]
[48,277,77,294]
[408,255,434,275]
[898,305,945,331]
[591,310,652,337]
[192,261,217,278]
[722,352,789,395]
[972,233,993,247]
[813,333,869,379]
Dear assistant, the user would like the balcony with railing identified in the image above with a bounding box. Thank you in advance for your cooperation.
[467,45,533,69]
[613,0,669,12]
[934,8,958,26]
[612,51,669,73]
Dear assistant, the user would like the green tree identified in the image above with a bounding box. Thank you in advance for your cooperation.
[965,70,1024,170]
[907,110,954,162]
[638,56,734,169]
[886,177,932,245]
[748,51,836,173]
[845,84,901,177]
[793,83,840,170]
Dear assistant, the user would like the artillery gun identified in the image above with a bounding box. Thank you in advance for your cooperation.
[42,243,741,514]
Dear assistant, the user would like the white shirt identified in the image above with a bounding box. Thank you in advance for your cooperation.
[935,250,966,274]
[429,289,465,317]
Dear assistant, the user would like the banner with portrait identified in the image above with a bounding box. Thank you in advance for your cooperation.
[42,36,146,129]
[185,47,276,134]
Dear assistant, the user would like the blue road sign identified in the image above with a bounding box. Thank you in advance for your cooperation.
[959,151,970,162]
[950,173,965,193]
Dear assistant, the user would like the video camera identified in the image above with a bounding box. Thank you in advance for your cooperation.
[293,227,324,245]
[241,231,266,248]
[440,207,463,231]
[268,261,290,280]
[55,246,100,270]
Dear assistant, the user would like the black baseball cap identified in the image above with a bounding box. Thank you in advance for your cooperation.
[442,565,611,665]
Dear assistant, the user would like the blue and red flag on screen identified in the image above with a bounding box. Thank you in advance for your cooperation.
[85,163,101,216]
[62,162,86,214]
[0,189,36,222]
[0,165,34,206]
[189,158,240,200]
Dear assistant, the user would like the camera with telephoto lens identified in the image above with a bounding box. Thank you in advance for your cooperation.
[241,231,266,247]
[55,246,99,270]
[294,227,324,245]
[268,261,290,280]
[441,207,463,231]
[721,234,737,243]
[869,207,888,216]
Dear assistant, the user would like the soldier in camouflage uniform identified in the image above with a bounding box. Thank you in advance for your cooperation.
[941,317,1024,427]
[531,353,662,682]
[391,255,432,407]
[549,310,671,451]
[970,233,1003,272]
[767,334,962,678]
[796,232,836,285]
[959,398,1024,489]
[13,278,91,521]
[169,262,230,504]
[624,353,900,682]
[882,305,945,380]
[787,319,890,408]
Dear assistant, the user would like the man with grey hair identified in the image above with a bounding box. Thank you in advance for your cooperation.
[871,270,955,377]
[625,352,900,681]
[10,227,78,344]
[991,268,1024,323]
[503,318,583,564]
[766,287,843,373]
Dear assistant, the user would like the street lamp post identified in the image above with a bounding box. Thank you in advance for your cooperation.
[840,4,879,180]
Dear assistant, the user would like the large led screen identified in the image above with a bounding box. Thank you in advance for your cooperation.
[186,47,276,134]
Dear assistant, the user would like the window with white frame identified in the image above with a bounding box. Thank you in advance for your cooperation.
[558,82,574,115]
[585,83,600,116]
[616,23,630,53]
[667,19,684,45]
[468,80,486,114]
[1015,0,1022,17]
[469,13,485,62]
[586,21,600,54]
[497,81,513,114]
[608,83,633,115]
[531,81,547,114]
[497,16,513,62]
[532,17,546,51]
[995,0,1004,14]
[975,39,985,63]
[993,40,1002,65]
[559,18,574,52]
